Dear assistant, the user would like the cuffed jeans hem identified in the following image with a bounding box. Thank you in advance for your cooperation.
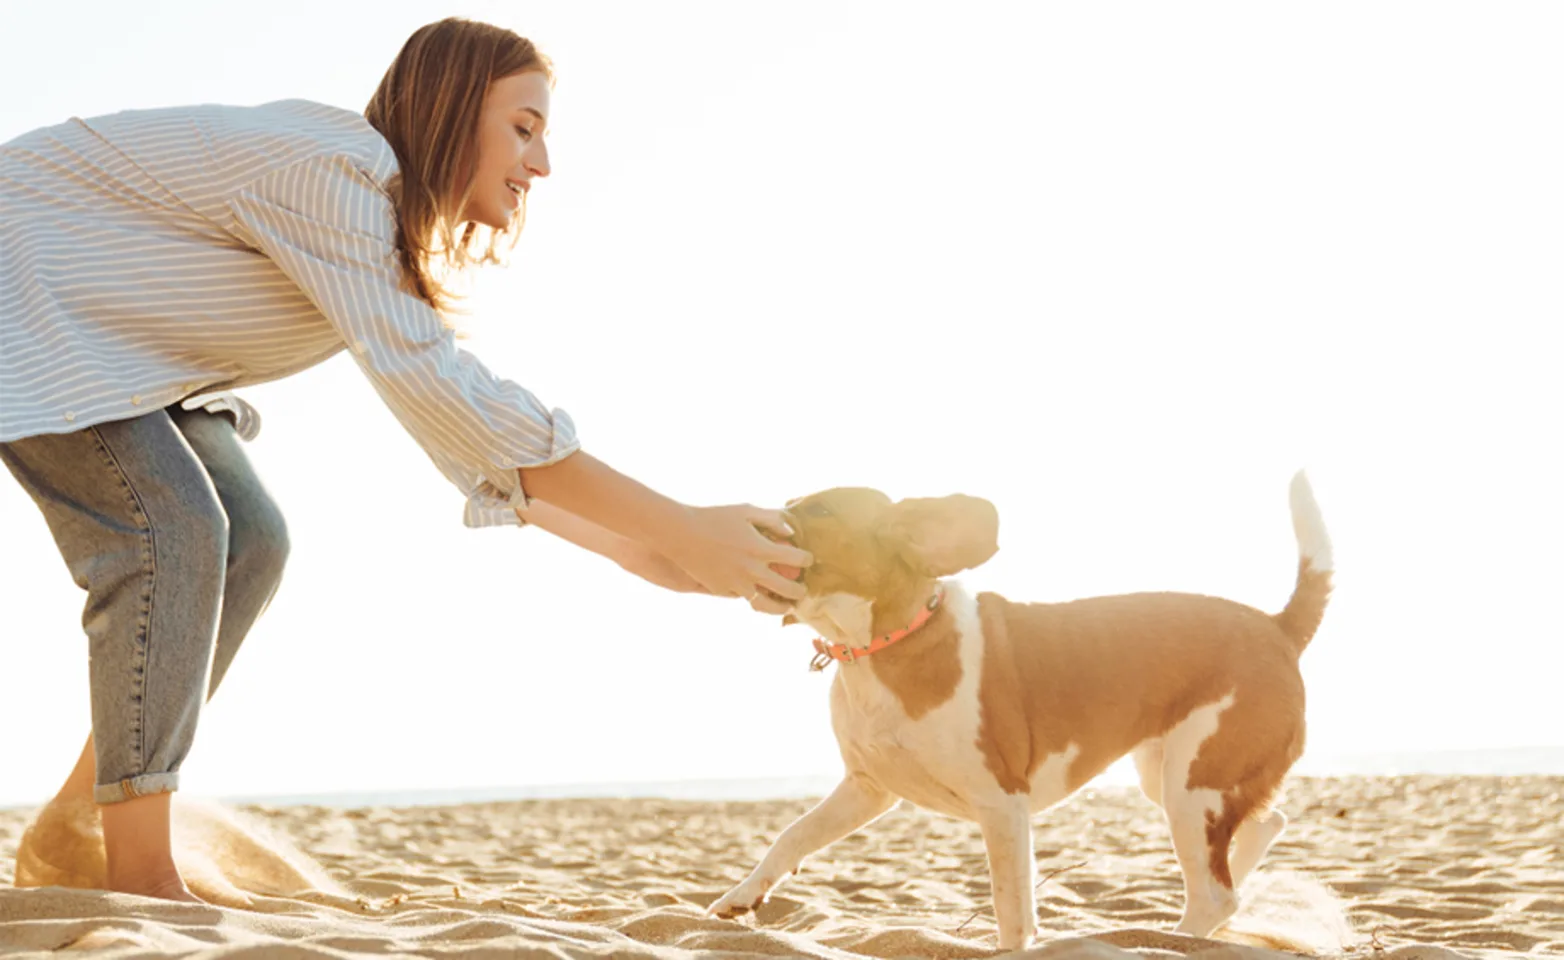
[93,772,180,804]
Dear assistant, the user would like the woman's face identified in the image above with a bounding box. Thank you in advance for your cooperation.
[463,70,552,229]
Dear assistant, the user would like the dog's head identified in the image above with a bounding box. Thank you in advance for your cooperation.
[777,488,999,644]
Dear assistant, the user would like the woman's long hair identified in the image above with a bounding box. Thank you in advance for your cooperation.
[365,18,552,314]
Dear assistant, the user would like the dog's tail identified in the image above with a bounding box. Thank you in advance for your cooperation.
[1273,470,1333,656]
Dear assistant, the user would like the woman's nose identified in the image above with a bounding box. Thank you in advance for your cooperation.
[525,140,550,179]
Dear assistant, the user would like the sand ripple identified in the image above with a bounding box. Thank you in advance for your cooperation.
[2,775,1558,958]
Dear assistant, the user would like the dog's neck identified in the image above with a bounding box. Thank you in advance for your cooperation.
[800,580,945,668]
[796,593,875,649]
[828,583,965,719]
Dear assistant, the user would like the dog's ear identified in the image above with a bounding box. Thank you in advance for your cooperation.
[879,495,999,578]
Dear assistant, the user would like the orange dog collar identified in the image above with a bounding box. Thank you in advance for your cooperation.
[810,584,945,672]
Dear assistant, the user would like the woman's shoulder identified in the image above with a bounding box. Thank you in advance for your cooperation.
[229,99,399,182]
[252,99,399,182]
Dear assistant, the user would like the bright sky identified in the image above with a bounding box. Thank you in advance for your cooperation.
[2,1,1560,807]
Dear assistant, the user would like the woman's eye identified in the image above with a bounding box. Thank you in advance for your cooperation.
[515,126,534,141]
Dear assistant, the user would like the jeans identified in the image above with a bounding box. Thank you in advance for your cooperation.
[1,406,287,803]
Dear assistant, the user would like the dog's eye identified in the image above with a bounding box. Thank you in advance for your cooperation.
[801,503,832,519]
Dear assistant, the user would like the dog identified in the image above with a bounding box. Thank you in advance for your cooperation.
[709,473,1332,950]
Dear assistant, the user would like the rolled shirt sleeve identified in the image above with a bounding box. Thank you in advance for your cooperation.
[225,153,578,527]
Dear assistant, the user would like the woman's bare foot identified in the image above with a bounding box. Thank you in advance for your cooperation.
[107,869,206,903]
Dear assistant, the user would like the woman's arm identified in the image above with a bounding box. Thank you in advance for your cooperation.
[515,499,638,564]
[518,452,687,553]
[519,485,796,611]
[518,451,809,603]
[228,155,577,529]
[516,499,696,591]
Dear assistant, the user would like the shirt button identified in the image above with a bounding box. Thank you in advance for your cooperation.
[64,411,76,422]
[130,395,143,406]
[354,340,369,355]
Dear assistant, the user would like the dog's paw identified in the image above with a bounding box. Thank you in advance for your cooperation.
[708,880,768,920]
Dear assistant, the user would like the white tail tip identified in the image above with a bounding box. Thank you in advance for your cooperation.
[1289,471,1333,573]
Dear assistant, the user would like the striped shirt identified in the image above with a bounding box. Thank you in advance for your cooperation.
[0,99,577,527]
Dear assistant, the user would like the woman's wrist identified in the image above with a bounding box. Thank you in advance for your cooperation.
[521,500,710,595]
[613,541,666,580]
[518,499,643,566]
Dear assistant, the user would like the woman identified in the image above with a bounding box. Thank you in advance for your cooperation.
[0,18,810,902]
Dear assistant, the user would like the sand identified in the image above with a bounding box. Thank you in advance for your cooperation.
[1,775,1558,959]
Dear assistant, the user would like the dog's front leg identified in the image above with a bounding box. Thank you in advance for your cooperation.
[976,796,1036,950]
[710,774,895,920]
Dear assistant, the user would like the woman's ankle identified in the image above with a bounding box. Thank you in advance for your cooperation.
[100,793,203,902]
[101,793,177,876]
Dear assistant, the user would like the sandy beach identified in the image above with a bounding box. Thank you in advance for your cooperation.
[1,774,1558,959]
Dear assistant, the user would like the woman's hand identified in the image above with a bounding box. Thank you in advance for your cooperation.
[659,504,812,605]
[616,545,798,615]
[745,587,797,617]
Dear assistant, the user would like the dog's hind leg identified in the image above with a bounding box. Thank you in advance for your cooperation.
[1162,688,1303,936]
[1160,696,1241,937]
[709,774,895,920]
[1164,781,1239,936]
[1228,807,1287,889]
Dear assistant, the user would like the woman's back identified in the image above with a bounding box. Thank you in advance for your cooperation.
[3,99,391,224]
[0,100,398,442]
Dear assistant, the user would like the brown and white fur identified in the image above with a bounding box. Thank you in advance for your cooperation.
[709,473,1332,950]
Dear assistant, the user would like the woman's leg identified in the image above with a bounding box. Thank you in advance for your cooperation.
[49,407,289,803]
[2,411,230,901]
[169,405,289,696]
